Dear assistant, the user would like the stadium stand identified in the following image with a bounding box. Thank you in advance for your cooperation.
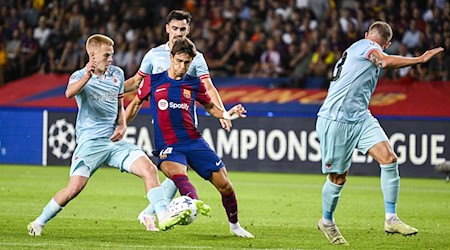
[0,0,448,88]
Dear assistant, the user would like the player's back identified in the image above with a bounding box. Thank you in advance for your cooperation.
[145,71,205,150]
[70,65,124,144]
[139,43,209,77]
[318,39,382,122]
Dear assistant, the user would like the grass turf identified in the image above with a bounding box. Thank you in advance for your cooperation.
[0,165,449,249]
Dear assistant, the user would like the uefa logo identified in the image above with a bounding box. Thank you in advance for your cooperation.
[48,119,76,160]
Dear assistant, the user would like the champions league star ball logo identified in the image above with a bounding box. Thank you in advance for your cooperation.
[48,119,76,160]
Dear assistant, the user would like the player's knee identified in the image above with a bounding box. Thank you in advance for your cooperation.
[329,173,347,185]
[380,152,397,165]
[216,182,234,194]
[140,163,158,180]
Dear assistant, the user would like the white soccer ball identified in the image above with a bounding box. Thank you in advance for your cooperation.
[168,196,197,225]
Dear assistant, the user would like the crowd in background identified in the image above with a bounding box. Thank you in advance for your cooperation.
[0,0,448,88]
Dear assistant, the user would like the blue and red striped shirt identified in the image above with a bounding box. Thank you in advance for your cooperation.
[138,71,212,150]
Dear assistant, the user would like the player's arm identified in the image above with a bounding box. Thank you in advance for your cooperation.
[368,47,444,69]
[110,96,127,142]
[66,53,96,98]
[203,102,247,120]
[202,77,233,131]
[125,95,145,124]
[124,73,144,93]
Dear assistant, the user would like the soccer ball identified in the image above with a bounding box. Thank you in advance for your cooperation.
[168,196,198,225]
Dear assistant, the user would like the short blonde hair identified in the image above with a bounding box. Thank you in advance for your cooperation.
[368,21,393,44]
[86,34,114,52]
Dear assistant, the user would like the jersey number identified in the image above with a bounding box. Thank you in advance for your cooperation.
[332,51,347,81]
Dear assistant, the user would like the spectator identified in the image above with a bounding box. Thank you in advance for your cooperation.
[308,39,335,78]
[290,40,313,88]
[259,38,282,77]
[18,27,39,76]
[55,41,80,73]
[402,20,423,50]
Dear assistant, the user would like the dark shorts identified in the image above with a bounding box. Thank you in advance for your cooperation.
[156,138,225,180]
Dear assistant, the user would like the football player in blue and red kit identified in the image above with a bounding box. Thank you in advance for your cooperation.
[125,37,254,238]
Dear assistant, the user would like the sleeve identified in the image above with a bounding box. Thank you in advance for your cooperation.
[364,41,383,60]
[137,50,153,77]
[118,68,125,98]
[68,70,83,85]
[193,52,210,79]
[196,79,212,104]
[137,75,151,101]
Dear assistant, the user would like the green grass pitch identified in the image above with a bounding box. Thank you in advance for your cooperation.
[0,165,449,249]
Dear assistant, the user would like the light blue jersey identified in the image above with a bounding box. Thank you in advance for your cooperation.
[138,42,209,78]
[318,39,383,122]
[68,65,125,145]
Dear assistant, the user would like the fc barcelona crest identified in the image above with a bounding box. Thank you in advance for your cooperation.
[183,89,191,98]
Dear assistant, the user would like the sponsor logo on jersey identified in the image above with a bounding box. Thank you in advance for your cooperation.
[158,99,168,110]
[169,102,190,111]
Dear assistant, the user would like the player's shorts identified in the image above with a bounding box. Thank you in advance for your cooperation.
[70,138,146,177]
[156,138,225,180]
[316,115,388,174]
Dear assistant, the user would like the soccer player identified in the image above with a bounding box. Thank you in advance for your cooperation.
[124,10,234,232]
[125,37,254,238]
[27,34,190,236]
[316,21,443,245]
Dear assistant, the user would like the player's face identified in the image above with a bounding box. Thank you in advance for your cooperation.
[166,19,190,43]
[170,52,193,78]
[92,44,114,72]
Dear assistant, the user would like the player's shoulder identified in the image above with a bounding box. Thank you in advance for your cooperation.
[151,71,167,81]
[108,65,124,75]
[184,73,200,82]
[70,68,86,79]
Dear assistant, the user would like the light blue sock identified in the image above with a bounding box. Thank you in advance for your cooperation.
[36,198,63,226]
[380,163,400,214]
[322,177,344,222]
[143,178,178,215]
[147,186,167,217]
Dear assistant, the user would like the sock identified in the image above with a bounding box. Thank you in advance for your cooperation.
[36,198,63,226]
[322,177,344,225]
[222,191,238,223]
[171,174,198,199]
[143,178,178,216]
[380,162,400,219]
[147,186,167,219]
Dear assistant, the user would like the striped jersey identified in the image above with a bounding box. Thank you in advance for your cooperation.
[138,42,210,80]
[318,39,383,122]
[68,65,124,145]
[137,71,212,150]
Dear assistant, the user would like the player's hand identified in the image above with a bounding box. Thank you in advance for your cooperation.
[228,104,247,119]
[110,125,126,142]
[86,52,97,75]
[420,47,444,63]
[220,119,232,132]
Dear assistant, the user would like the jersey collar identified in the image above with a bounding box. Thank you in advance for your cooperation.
[163,42,170,51]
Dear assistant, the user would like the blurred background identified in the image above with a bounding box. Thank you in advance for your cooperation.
[0,0,448,88]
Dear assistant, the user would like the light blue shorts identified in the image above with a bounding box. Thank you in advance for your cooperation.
[316,116,388,174]
[70,138,146,177]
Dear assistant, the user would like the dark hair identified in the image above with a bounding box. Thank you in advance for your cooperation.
[369,21,393,43]
[167,10,192,24]
[171,37,197,58]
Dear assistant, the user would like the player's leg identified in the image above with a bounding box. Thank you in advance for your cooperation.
[108,144,190,231]
[316,117,356,245]
[28,168,90,236]
[160,160,199,199]
[359,116,418,236]
[209,168,254,238]
[185,138,253,237]
[368,141,418,236]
